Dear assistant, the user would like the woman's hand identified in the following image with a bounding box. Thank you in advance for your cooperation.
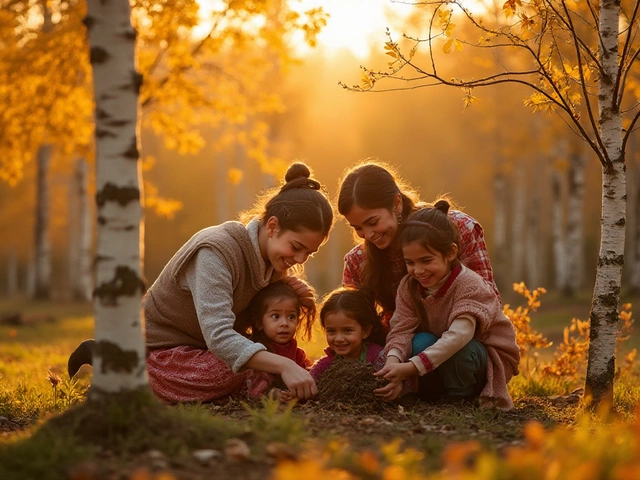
[280,360,317,400]
[282,276,315,309]
[245,351,317,400]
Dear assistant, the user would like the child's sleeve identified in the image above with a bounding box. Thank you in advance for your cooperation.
[296,348,312,369]
[384,276,422,361]
[409,315,476,375]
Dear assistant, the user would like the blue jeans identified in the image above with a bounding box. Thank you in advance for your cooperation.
[411,332,487,398]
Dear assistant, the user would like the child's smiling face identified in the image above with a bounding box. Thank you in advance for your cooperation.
[258,297,299,345]
[323,310,372,359]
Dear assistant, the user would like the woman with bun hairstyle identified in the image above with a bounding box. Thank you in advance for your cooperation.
[338,161,499,328]
[374,200,519,410]
[68,163,333,404]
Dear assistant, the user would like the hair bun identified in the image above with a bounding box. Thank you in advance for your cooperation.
[433,199,450,214]
[285,162,311,183]
[281,162,321,192]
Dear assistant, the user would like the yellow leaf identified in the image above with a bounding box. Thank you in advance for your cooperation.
[454,39,464,52]
[443,38,453,54]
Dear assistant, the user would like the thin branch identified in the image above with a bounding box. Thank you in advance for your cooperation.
[615,0,640,108]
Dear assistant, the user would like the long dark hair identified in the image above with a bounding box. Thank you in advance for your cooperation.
[319,286,386,346]
[241,162,334,238]
[400,199,460,323]
[235,281,317,348]
[337,160,421,312]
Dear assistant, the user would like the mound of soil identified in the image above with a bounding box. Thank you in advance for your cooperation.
[315,359,394,413]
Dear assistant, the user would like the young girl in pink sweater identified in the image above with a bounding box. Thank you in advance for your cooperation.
[310,287,386,381]
[236,280,314,401]
[374,200,520,410]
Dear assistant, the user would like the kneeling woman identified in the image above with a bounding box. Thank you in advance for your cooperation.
[70,163,333,404]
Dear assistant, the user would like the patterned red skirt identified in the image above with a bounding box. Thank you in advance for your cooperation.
[147,346,259,404]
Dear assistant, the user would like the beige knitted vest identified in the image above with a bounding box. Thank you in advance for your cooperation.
[144,221,280,350]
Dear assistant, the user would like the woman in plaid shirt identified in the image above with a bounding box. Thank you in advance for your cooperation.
[338,161,499,334]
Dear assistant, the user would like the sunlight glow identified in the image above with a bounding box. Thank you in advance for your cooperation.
[296,0,410,58]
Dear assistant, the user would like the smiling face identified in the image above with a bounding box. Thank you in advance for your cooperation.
[323,310,371,359]
[264,217,326,273]
[258,297,299,345]
[402,240,458,289]
[344,195,402,250]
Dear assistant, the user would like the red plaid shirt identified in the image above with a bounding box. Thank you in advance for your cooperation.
[342,210,499,306]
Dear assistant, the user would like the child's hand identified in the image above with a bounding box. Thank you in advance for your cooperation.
[280,361,317,400]
[374,380,403,401]
[269,388,293,402]
[282,276,315,309]
[374,361,418,384]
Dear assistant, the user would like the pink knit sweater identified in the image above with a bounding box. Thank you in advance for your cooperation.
[385,265,520,410]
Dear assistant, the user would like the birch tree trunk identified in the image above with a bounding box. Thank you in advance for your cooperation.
[33,144,52,300]
[585,0,626,407]
[493,169,508,291]
[551,169,568,291]
[85,0,148,399]
[564,145,587,296]
[628,142,640,294]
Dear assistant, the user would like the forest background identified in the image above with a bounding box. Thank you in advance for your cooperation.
[1,0,639,306]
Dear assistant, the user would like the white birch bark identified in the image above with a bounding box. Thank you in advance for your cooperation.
[565,144,587,295]
[33,144,52,300]
[85,0,148,397]
[585,0,626,406]
[510,164,526,282]
[551,168,567,290]
[493,169,508,291]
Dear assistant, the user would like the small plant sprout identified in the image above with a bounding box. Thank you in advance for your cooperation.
[46,369,62,406]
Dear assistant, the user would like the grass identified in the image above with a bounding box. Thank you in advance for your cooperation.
[1,292,640,479]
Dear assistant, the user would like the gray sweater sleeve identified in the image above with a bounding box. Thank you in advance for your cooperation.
[183,248,266,373]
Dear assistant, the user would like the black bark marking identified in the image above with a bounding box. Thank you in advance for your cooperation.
[106,119,131,128]
[597,255,624,267]
[90,46,109,65]
[97,216,107,225]
[123,138,139,160]
[132,72,143,95]
[83,16,96,30]
[95,340,139,374]
[96,108,109,120]
[615,218,625,226]
[96,183,140,207]
[94,266,146,306]
[95,128,116,139]
[123,29,137,40]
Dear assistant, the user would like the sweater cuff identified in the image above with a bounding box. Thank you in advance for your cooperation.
[232,342,267,374]
[387,348,404,361]
[409,353,434,376]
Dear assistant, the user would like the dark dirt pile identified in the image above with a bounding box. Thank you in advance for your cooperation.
[314,359,395,413]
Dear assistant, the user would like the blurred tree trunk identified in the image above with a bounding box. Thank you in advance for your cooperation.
[86,0,148,399]
[6,247,18,297]
[525,162,541,288]
[215,150,230,223]
[551,167,567,291]
[630,153,640,295]
[493,168,508,291]
[68,158,93,302]
[510,164,525,282]
[33,144,52,300]
[564,143,587,296]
